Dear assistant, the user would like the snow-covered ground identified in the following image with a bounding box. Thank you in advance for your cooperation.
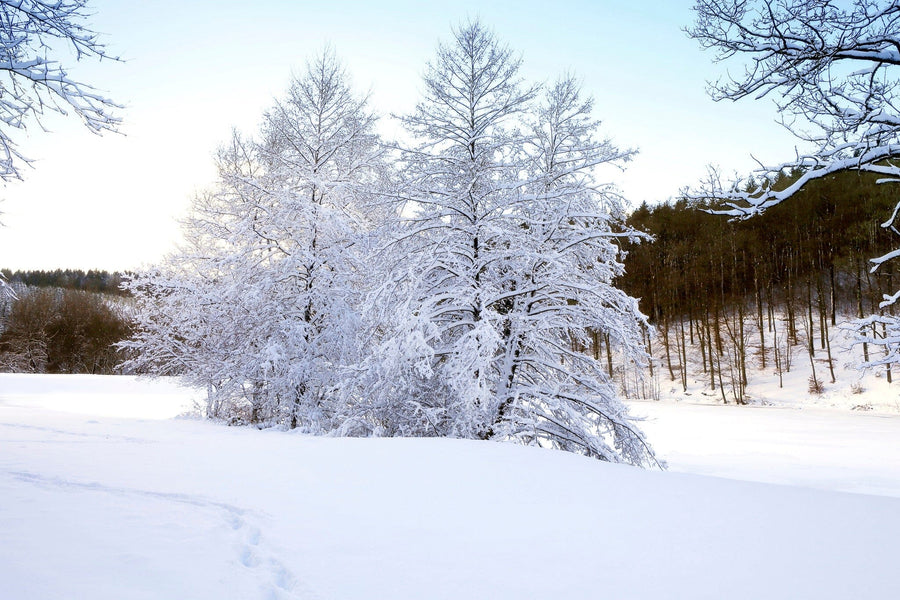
[633,400,900,497]
[2,373,899,599]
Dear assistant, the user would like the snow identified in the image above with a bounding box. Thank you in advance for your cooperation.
[632,400,900,497]
[628,311,900,498]
[2,373,900,599]
[0,373,202,419]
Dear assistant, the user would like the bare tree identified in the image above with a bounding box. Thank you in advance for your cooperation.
[0,287,53,372]
[688,0,900,371]
[0,0,121,180]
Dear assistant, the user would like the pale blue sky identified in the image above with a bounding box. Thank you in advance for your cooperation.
[0,0,800,270]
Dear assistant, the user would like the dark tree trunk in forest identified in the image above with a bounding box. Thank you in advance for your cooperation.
[705,306,716,392]
[679,317,688,391]
[857,258,870,363]
[662,316,675,382]
[605,332,614,379]
[755,268,766,369]
[829,262,837,327]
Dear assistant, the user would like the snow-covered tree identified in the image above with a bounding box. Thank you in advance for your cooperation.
[123,50,381,428]
[125,27,657,465]
[688,0,900,371]
[362,22,658,465]
[0,0,120,180]
[501,76,657,464]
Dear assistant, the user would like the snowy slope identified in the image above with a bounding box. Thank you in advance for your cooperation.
[641,310,900,414]
[2,374,900,600]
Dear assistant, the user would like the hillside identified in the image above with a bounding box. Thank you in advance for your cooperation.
[615,169,900,409]
[617,303,900,417]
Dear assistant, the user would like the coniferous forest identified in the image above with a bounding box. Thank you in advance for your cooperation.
[1,269,128,296]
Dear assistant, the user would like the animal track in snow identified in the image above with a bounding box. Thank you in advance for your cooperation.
[5,469,310,599]
[0,421,151,443]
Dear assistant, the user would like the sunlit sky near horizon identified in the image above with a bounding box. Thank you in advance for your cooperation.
[0,0,803,271]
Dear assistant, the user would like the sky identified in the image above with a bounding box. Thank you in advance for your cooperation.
[0,0,802,271]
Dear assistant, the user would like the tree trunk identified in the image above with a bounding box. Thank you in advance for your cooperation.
[605,332,614,379]
[679,317,688,391]
[829,262,837,327]
[756,269,766,369]
[857,257,869,363]
[662,315,675,382]
[705,306,715,391]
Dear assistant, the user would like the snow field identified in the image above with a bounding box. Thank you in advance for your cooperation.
[632,400,900,496]
[2,374,900,599]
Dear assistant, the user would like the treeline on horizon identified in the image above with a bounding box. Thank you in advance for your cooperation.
[618,168,899,401]
[1,268,129,296]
